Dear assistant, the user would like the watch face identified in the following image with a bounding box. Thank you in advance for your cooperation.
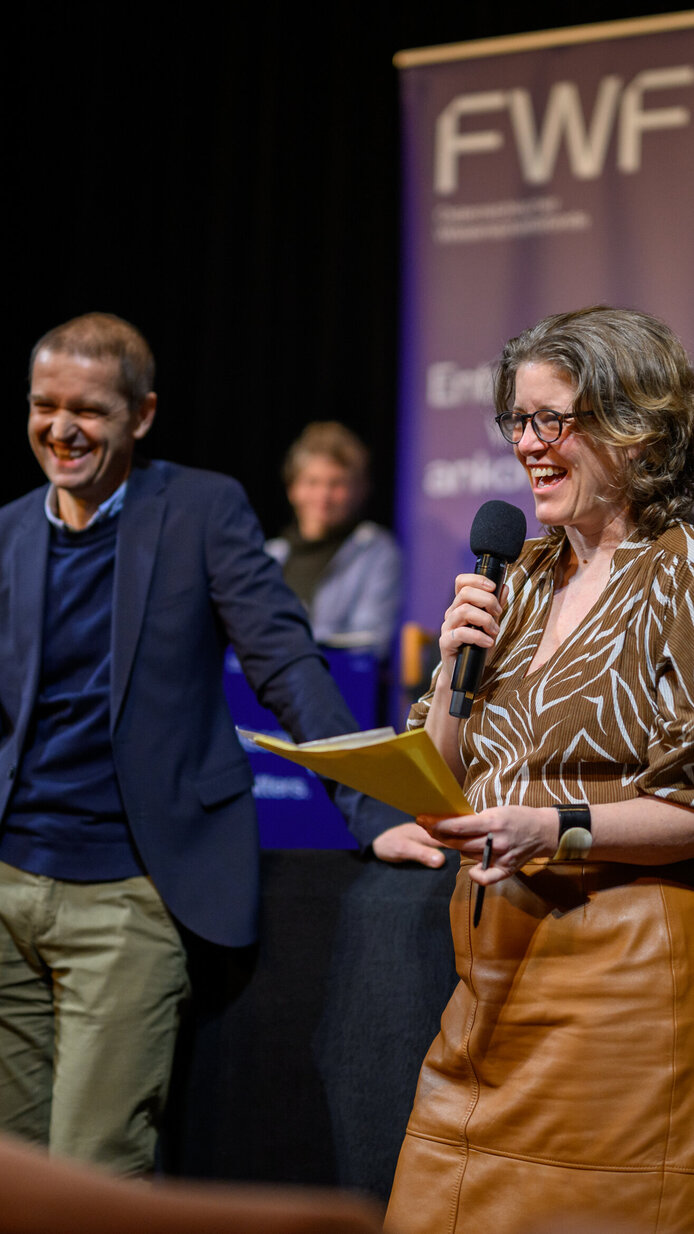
[554,825,593,860]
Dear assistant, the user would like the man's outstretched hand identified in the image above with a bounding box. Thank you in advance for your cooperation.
[372,821,446,868]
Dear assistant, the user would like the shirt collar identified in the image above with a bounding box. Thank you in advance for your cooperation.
[44,480,128,531]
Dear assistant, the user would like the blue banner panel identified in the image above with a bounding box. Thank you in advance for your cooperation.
[225,647,380,849]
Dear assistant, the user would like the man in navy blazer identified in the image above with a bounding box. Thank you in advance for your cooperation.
[0,313,442,1175]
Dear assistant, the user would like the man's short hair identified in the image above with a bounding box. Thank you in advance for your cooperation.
[30,312,155,412]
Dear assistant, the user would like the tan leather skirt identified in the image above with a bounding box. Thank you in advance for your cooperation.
[385,859,694,1234]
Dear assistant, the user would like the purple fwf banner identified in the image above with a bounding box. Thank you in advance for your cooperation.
[395,13,694,634]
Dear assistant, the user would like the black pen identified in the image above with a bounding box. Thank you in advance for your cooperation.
[473,832,494,928]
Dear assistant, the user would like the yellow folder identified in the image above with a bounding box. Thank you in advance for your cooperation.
[238,726,472,818]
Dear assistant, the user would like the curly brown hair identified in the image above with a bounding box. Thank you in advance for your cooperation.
[494,306,694,539]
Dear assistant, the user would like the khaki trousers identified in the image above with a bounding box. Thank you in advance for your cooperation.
[0,861,190,1174]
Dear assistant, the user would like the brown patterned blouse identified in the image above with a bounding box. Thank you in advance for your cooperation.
[409,522,694,814]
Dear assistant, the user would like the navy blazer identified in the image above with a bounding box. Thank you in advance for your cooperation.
[0,459,404,946]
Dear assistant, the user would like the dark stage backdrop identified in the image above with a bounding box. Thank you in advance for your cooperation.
[6,2,689,538]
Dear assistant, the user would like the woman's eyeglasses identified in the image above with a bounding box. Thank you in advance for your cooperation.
[494,409,592,444]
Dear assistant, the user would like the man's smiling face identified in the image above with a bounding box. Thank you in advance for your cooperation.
[28,349,155,528]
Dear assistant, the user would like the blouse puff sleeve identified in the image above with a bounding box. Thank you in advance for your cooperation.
[635,547,694,807]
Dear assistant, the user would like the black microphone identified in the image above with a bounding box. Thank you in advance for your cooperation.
[449,500,527,719]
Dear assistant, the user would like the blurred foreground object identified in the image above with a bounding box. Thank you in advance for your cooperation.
[0,1132,384,1234]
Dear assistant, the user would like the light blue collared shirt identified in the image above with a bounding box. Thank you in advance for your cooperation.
[44,480,128,531]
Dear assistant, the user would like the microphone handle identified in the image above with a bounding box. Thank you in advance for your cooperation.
[449,554,507,719]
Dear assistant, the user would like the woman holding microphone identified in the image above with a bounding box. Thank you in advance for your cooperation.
[386,306,694,1234]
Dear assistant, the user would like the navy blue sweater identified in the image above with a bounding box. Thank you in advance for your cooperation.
[0,516,144,880]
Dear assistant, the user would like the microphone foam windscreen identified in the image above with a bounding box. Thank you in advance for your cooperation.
[469,500,527,562]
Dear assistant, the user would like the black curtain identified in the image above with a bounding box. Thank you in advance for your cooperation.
[6,1,684,534]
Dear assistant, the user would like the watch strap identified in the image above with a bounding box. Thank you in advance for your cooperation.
[554,805,592,860]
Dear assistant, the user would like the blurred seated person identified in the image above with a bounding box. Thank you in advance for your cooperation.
[266,422,401,659]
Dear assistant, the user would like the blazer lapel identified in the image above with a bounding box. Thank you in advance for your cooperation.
[6,495,50,713]
[111,461,166,733]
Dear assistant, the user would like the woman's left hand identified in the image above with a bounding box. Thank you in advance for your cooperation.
[417,806,558,884]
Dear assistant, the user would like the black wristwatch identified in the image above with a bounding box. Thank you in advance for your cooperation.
[553,804,592,859]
